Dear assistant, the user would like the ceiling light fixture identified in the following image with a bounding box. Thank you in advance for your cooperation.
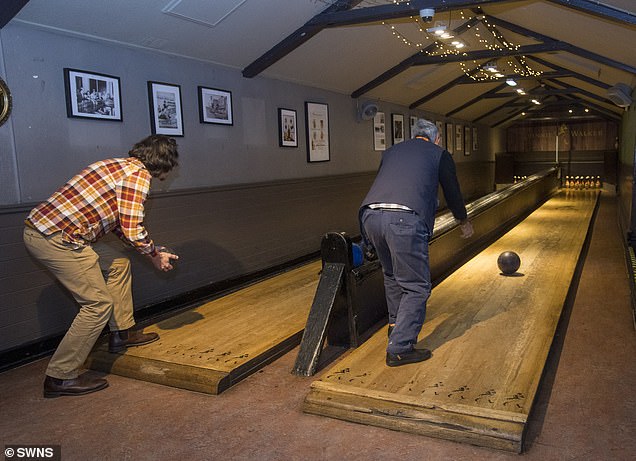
[506,78,517,86]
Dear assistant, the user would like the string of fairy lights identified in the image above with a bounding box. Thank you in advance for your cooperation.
[314,0,543,83]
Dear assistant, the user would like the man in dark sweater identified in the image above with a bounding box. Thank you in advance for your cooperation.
[360,118,473,367]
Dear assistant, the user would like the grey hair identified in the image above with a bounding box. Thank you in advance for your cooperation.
[412,118,438,141]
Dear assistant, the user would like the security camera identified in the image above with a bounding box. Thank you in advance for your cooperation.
[420,8,435,22]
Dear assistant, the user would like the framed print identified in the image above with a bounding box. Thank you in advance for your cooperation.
[373,111,386,151]
[472,127,479,152]
[464,126,471,156]
[409,116,418,138]
[392,114,405,144]
[455,124,464,155]
[148,81,183,136]
[436,121,445,147]
[305,102,329,162]
[64,68,122,121]
[445,123,454,153]
[198,86,233,125]
[278,108,297,147]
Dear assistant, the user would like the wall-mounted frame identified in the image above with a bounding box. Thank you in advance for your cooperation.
[199,86,233,125]
[0,77,12,127]
[64,68,122,121]
[148,81,183,136]
[435,121,444,148]
[305,102,330,162]
[278,108,297,147]
[392,113,405,144]
[409,116,418,139]
[373,111,386,151]
[445,123,454,153]
[472,127,479,152]
[455,124,464,155]
[464,126,472,156]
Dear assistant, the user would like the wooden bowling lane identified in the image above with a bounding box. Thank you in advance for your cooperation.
[303,190,599,453]
[86,260,322,394]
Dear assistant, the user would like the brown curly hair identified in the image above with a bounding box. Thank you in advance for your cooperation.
[128,134,179,177]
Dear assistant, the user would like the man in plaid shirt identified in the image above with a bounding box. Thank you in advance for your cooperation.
[24,134,179,398]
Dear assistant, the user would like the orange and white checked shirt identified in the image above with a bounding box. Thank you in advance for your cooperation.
[26,157,157,256]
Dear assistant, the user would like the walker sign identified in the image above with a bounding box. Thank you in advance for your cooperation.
[4,445,60,461]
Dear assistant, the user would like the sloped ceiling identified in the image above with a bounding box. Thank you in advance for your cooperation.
[6,0,636,127]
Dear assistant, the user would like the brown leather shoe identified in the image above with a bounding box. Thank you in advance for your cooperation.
[109,329,159,353]
[43,374,108,398]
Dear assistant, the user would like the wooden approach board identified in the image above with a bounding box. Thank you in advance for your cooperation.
[303,191,599,453]
[86,261,321,394]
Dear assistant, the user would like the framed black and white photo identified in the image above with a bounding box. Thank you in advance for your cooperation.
[464,126,471,156]
[373,112,386,151]
[409,116,418,138]
[278,108,297,147]
[455,124,464,155]
[198,87,233,125]
[392,113,405,144]
[436,121,445,147]
[472,127,479,152]
[148,81,183,136]
[446,123,454,153]
[64,68,122,121]
[305,102,330,162]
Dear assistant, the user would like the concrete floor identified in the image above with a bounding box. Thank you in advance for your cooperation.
[2,192,635,461]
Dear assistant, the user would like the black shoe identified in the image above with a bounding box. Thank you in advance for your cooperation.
[43,374,108,398]
[109,329,159,353]
[386,348,432,367]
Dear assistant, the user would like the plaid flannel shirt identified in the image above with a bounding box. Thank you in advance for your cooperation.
[26,157,157,256]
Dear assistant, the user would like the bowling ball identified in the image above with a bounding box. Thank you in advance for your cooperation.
[497,251,521,275]
[352,243,364,268]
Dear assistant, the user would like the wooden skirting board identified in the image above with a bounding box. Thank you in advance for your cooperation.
[86,261,322,394]
[303,190,599,453]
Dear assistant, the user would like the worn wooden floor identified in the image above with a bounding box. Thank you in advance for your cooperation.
[87,260,322,394]
[303,190,599,452]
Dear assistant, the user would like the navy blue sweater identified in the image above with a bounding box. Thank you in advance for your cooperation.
[360,137,467,234]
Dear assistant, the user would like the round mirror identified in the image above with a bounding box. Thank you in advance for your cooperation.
[0,77,12,126]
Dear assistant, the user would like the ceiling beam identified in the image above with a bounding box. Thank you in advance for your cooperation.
[242,0,363,78]
[308,0,514,28]
[526,56,611,89]
[411,42,565,66]
[544,79,622,112]
[546,0,636,26]
[409,68,483,109]
[456,71,574,84]
[0,0,29,29]
[445,82,508,117]
[351,17,479,98]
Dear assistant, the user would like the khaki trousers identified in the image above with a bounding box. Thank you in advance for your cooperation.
[23,227,135,379]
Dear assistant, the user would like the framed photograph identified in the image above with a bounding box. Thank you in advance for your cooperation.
[472,127,479,152]
[446,123,454,153]
[305,102,330,162]
[409,116,418,138]
[392,114,405,144]
[278,108,297,147]
[464,126,471,156]
[436,121,445,148]
[148,81,183,136]
[198,86,233,125]
[373,111,386,151]
[64,68,122,121]
[455,124,464,155]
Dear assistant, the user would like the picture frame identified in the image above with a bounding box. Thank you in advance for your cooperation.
[472,127,479,152]
[148,81,183,136]
[373,111,386,151]
[392,114,405,144]
[198,86,233,125]
[278,108,298,148]
[435,121,445,148]
[455,124,464,155]
[409,116,418,138]
[305,102,330,162]
[446,123,454,153]
[464,126,471,156]
[64,68,122,121]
